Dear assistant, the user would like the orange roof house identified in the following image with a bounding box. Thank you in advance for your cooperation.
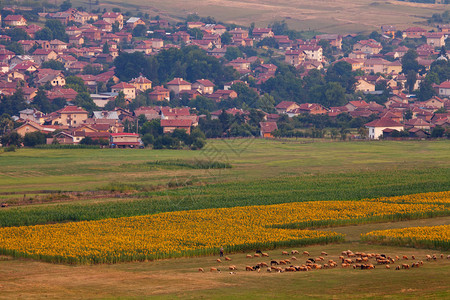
[260,121,278,138]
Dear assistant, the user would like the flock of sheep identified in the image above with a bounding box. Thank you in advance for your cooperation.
[198,249,450,274]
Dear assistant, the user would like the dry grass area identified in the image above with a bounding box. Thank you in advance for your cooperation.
[94,0,444,33]
[1,217,449,299]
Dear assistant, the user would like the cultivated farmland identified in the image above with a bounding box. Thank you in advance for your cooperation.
[1,139,450,298]
[84,0,446,33]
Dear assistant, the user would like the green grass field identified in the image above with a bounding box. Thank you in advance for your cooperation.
[80,0,445,33]
[1,139,450,298]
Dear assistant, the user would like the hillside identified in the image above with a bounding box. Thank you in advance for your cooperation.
[84,0,446,33]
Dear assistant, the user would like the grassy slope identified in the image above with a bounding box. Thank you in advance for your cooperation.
[78,0,444,33]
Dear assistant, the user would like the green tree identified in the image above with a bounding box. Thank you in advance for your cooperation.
[224,47,243,61]
[60,0,72,11]
[44,20,68,42]
[406,70,417,93]
[23,131,46,147]
[74,92,97,111]
[221,32,232,45]
[401,49,423,74]
[6,28,30,41]
[32,88,53,113]
[132,24,147,37]
[102,42,110,54]
[41,60,65,70]
[1,132,22,147]
[325,61,356,93]
[65,76,88,93]
[35,27,53,41]
[0,114,14,136]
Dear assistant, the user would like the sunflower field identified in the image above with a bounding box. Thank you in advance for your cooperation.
[362,225,450,250]
[365,191,450,205]
[0,198,449,264]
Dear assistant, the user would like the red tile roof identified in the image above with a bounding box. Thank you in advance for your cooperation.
[166,78,191,85]
[58,106,88,114]
[365,118,403,127]
[160,119,192,127]
[111,82,135,89]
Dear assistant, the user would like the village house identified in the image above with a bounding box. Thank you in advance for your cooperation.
[126,17,145,30]
[285,50,305,67]
[129,75,152,92]
[252,28,274,41]
[403,27,427,39]
[110,132,141,148]
[18,108,45,124]
[160,119,193,134]
[227,58,251,72]
[433,81,450,97]
[288,103,328,116]
[381,25,396,38]
[102,12,124,30]
[15,121,57,137]
[298,45,323,62]
[424,32,446,48]
[355,79,376,93]
[3,15,27,27]
[111,82,136,100]
[134,106,161,120]
[365,118,404,140]
[275,101,300,114]
[315,34,342,49]
[208,90,238,102]
[345,100,370,112]
[47,87,78,102]
[149,85,170,102]
[49,39,68,52]
[93,19,113,32]
[32,49,58,65]
[192,79,215,94]
[48,106,88,127]
[259,121,278,138]
[166,78,192,95]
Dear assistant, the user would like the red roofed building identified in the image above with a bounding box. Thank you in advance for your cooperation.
[4,15,27,26]
[129,75,152,92]
[160,119,193,134]
[47,87,78,102]
[49,106,88,127]
[403,27,427,39]
[434,81,450,97]
[111,82,136,100]
[260,121,278,138]
[275,101,300,114]
[192,79,214,94]
[110,133,141,148]
[102,12,123,30]
[285,50,305,67]
[166,78,191,95]
[149,85,170,102]
[345,100,369,112]
[365,118,404,139]
[226,58,250,72]
[252,28,274,41]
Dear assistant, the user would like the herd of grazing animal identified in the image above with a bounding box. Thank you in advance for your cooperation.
[198,249,449,274]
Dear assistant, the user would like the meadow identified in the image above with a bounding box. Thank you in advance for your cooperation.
[1,140,450,227]
[1,139,450,298]
[82,0,445,33]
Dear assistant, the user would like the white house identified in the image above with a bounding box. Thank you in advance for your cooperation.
[365,118,404,140]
